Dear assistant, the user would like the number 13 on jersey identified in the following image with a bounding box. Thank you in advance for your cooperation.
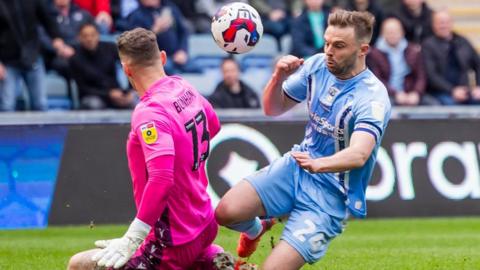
[184,110,210,171]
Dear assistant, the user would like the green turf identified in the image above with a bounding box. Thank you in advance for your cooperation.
[0,217,479,269]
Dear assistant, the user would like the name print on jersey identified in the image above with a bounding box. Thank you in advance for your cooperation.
[173,90,196,113]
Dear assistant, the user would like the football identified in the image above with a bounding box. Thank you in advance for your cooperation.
[211,2,263,54]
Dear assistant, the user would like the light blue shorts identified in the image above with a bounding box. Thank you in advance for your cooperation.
[245,152,346,264]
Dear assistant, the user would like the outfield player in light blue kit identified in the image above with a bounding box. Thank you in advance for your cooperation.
[215,10,391,269]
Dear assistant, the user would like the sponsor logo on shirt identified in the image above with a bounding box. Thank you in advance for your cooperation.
[140,122,158,144]
[309,111,345,140]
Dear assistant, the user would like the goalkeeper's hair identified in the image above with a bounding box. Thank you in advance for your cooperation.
[117,28,160,67]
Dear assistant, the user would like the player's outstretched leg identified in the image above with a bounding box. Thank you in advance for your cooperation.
[262,240,305,270]
[215,180,271,258]
[215,180,267,226]
[237,218,275,258]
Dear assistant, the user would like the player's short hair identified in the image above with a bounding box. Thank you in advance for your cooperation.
[117,28,160,67]
[328,9,375,44]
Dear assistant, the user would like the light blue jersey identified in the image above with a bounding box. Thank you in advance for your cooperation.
[283,53,392,218]
[245,53,391,263]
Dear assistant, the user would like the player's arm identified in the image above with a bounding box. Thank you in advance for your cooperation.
[93,116,174,269]
[291,131,376,173]
[263,55,304,116]
[93,158,174,269]
[92,157,173,269]
[130,115,175,227]
[135,155,174,225]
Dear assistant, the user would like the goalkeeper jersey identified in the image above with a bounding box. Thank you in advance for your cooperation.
[127,75,220,245]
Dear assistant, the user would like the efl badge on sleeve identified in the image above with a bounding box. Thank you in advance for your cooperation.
[370,101,385,123]
[140,122,158,144]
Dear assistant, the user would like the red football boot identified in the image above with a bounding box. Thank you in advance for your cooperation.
[237,219,275,258]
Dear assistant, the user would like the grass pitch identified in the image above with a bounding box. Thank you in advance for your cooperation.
[0,217,479,270]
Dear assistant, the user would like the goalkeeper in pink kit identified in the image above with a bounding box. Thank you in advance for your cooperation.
[68,28,228,270]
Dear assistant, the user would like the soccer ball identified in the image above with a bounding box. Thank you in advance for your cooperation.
[211,2,263,54]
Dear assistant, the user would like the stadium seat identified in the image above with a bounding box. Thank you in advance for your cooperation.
[189,34,230,59]
[240,55,273,71]
[13,73,76,110]
[241,67,271,95]
[236,34,279,61]
[99,34,119,44]
[235,34,279,72]
[182,72,220,97]
[189,34,230,72]
[186,33,275,95]
[192,55,225,70]
[246,34,279,57]
[116,62,129,90]
[280,35,292,55]
[45,72,77,110]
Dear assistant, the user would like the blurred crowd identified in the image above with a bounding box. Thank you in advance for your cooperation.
[0,0,479,111]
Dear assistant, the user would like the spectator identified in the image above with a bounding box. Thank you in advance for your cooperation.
[40,0,93,93]
[171,0,212,33]
[249,0,295,49]
[73,0,113,33]
[191,0,252,27]
[290,0,331,58]
[214,0,248,10]
[111,0,139,19]
[390,0,433,44]
[345,0,384,44]
[195,0,256,19]
[45,0,94,46]
[0,0,71,111]
[110,0,139,31]
[367,18,428,106]
[126,0,199,74]
[70,23,136,109]
[208,58,260,108]
[422,10,480,105]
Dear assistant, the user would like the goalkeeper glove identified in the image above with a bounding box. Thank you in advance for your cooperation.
[94,238,119,249]
[91,218,151,269]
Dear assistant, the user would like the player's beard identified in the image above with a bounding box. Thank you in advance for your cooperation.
[327,52,357,79]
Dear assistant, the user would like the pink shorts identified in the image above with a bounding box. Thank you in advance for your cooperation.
[116,218,222,270]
